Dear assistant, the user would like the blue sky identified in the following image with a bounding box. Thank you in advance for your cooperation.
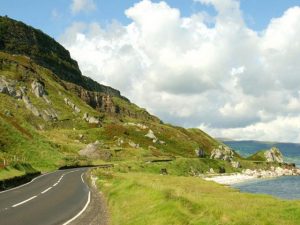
[1,0,300,142]
[0,0,299,38]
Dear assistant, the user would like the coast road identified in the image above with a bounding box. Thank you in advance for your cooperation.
[0,168,90,225]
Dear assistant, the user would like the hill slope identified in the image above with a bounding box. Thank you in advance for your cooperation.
[0,17,229,175]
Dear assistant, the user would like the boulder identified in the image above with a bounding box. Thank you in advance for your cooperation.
[87,116,100,124]
[264,147,284,163]
[231,161,241,168]
[79,141,112,160]
[145,130,157,141]
[195,148,206,158]
[210,145,234,161]
[128,141,139,148]
[79,141,101,158]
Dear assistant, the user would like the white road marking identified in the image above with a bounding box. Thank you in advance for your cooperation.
[41,187,52,194]
[12,196,37,208]
[0,171,59,194]
[62,191,91,225]
[81,173,85,183]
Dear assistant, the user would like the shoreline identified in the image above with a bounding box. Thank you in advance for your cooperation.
[203,166,300,185]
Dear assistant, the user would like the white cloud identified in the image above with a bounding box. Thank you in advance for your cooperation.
[70,0,96,14]
[61,0,300,142]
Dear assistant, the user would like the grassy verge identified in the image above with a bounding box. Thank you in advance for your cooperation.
[94,170,300,225]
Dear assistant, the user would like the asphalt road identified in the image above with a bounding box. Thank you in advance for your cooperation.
[0,168,90,225]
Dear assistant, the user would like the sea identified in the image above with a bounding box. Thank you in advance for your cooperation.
[224,140,300,200]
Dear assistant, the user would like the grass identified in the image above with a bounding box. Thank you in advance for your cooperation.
[95,170,300,225]
[0,163,38,180]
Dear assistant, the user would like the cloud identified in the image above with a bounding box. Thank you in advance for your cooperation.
[70,0,96,14]
[60,0,300,142]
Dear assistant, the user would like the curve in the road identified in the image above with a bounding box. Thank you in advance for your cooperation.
[0,168,91,225]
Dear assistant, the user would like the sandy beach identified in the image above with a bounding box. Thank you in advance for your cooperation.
[204,173,257,185]
[203,167,300,185]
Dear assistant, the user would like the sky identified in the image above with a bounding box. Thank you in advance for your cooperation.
[1,0,300,142]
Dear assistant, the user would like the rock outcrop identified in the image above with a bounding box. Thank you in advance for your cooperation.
[22,96,40,117]
[63,82,119,114]
[195,148,206,158]
[210,145,234,161]
[63,81,161,123]
[83,112,100,124]
[0,76,16,97]
[231,161,241,168]
[145,129,158,143]
[41,109,58,121]
[125,122,148,130]
[64,97,81,113]
[31,80,51,104]
[79,141,101,158]
[264,147,284,163]
[31,80,45,97]
[79,141,112,160]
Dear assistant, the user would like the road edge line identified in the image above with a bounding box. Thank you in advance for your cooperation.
[0,171,58,194]
[62,191,91,225]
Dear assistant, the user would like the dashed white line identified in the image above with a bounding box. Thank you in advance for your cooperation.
[12,196,37,208]
[81,173,85,184]
[62,191,91,225]
[41,187,52,194]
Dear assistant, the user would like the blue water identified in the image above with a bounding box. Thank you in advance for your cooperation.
[224,140,300,166]
[224,141,300,199]
[233,176,300,200]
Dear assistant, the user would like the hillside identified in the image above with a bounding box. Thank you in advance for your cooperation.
[0,16,236,177]
[0,16,123,97]
[2,16,300,225]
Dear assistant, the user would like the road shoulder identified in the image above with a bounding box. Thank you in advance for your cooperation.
[69,170,109,225]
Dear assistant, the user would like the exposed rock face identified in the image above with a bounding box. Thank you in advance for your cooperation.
[125,122,148,130]
[264,147,284,163]
[64,83,118,114]
[145,130,157,140]
[64,97,81,113]
[231,161,241,168]
[22,96,40,117]
[41,109,58,121]
[83,112,100,124]
[31,80,51,104]
[0,76,16,97]
[79,141,101,158]
[195,148,206,158]
[63,81,161,122]
[23,95,58,121]
[210,145,234,161]
[79,140,112,160]
[31,80,45,97]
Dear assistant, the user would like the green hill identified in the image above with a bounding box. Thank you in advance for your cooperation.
[0,16,229,176]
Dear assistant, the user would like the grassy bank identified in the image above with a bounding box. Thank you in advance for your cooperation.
[95,170,300,225]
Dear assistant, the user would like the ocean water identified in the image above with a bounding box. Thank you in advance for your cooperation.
[224,140,300,166]
[233,176,300,200]
[224,140,300,199]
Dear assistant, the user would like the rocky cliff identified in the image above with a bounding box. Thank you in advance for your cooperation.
[0,16,122,97]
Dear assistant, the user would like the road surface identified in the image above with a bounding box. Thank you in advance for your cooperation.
[0,168,90,225]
